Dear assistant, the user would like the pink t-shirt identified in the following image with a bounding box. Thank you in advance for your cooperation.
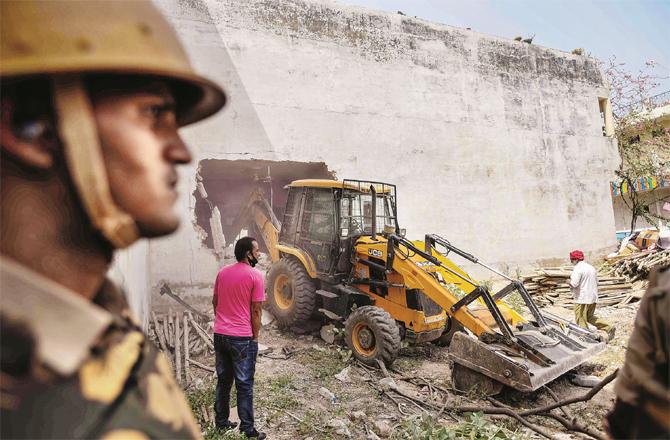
[213,262,266,337]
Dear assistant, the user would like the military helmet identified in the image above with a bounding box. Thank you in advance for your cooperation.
[0,1,226,248]
[0,0,225,125]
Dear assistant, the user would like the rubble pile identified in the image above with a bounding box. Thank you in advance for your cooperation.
[521,268,644,308]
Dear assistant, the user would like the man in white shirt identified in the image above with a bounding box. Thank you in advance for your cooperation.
[569,250,614,340]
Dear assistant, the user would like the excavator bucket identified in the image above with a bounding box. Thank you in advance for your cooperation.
[383,233,607,393]
[449,318,606,392]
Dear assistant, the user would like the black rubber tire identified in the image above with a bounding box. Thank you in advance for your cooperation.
[266,257,317,327]
[344,306,401,367]
[432,316,465,347]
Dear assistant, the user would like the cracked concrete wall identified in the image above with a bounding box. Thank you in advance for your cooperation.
[147,0,618,309]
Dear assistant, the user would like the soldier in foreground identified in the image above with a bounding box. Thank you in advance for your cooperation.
[0,1,225,438]
[606,265,669,439]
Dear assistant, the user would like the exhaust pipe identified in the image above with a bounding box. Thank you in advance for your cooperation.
[370,184,377,240]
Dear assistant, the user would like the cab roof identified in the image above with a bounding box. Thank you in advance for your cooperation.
[288,179,346,189]
[287,179,394,193]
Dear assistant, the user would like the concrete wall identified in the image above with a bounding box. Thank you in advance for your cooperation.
[108,240,151,329]
[147,0,619,309]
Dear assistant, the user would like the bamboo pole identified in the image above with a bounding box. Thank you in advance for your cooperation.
[167,308,174,349]
[183,313,190,385]
[151,311,168,352]
[175,310,182,385]
[190,317,214,350]
[190,359,216,373]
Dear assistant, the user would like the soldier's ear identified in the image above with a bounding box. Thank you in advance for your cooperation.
[0,98,54,169]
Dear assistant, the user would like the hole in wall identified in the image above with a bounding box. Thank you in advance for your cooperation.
[194,159,336,258]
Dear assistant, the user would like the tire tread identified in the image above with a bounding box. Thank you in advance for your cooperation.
[345,305,401,366]
[266,257,317,327]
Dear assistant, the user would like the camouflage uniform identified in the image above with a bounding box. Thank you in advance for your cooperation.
[606,267,670,439]
[0,258,201,439]
[1,2,224,437]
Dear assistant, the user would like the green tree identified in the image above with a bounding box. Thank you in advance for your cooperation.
[604,57,670,232]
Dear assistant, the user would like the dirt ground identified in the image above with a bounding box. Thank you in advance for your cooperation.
[165,298,639,440]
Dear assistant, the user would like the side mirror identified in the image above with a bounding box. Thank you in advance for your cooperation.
[399,228,407,237]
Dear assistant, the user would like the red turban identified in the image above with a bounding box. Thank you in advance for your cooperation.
[569,250,584,261]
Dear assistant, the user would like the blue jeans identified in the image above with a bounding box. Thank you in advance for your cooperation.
[214,334,258,434]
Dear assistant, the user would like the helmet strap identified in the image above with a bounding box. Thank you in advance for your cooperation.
[52,75,140,249]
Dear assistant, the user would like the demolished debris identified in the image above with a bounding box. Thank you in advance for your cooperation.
[319,324,337,344]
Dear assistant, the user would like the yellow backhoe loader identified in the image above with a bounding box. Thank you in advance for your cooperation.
[234,179,605,393]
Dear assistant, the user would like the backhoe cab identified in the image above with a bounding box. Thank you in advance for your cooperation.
[245,179,605,393]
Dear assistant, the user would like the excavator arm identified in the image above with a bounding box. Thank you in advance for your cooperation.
[230,188,317,273]
[230,188,281,262]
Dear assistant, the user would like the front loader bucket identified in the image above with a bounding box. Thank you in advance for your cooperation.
[449,320,605,392]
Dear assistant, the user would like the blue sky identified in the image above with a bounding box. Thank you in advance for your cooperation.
[341,0,670,93]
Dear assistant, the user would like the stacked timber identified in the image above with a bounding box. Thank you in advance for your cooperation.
[149,310,215,384]
[521,267,644,308]
[604,249,670,281]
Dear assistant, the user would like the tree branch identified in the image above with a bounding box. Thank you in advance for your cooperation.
[519,369,618,416]
[542,411,607,440]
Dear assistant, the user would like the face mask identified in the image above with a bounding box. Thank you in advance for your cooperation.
[248,253,258,268]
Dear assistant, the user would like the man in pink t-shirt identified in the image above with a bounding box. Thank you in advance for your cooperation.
[212,237,266,439]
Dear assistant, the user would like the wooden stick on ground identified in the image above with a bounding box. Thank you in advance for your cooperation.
[190,318,214,350]
[381,390,414,416]
[436,396,459,422]
[201,404,209,425]
[540,411,607,440]
[376,359,390,377]
[151,311,168,352]
[519,369,618,417]
[209,407,216,427]
[542,385,574,421]
[175,310,182,384]
[449,371,618,440]
[161,314,171,352]
[451,405,557,439]
[385,359,613,439]
[183,313,190,386]
[167,309,174,349]
[190,359,216,373]
[382,380,442,412]
[191,339,204,356]
[269,405,327,432]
